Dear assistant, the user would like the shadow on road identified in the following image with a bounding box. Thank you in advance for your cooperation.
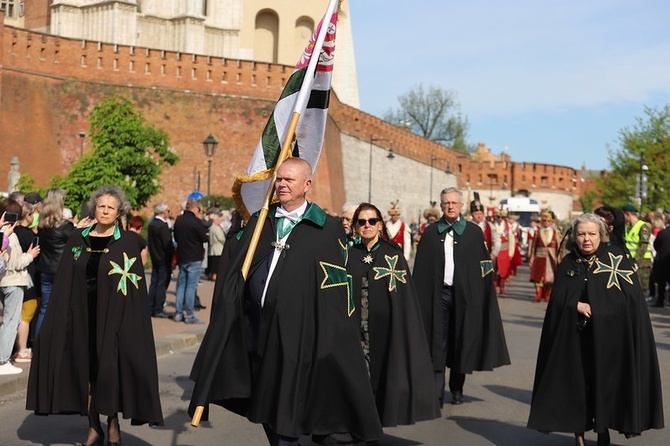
[451,416,575,446]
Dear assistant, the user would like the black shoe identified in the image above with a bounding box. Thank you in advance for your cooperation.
[451,391,464,405]
[151,311,170,318]
[194,304,207,310]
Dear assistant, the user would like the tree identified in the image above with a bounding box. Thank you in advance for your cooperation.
[597,105,670,212]
[384,84,474,153]
[15,173,41,196]
[52,95,179,210]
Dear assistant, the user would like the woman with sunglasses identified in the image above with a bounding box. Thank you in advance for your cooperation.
[347,203,439,427]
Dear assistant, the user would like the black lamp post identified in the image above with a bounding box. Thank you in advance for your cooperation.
[369,135,389,202]
[488,173,498,207]
[78,131,86,157]
[430,156,451,207]
[202,134,218,204]
[638,155,648,206]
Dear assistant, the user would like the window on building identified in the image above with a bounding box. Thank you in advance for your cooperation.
[0,0,22,18]
[255,9,279,64]
[294,16,314,61]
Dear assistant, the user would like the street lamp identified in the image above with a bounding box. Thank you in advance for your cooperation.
[78,131,86,157]
[638,156,648,206]
[429,156,451,207]
[488,173,497,206]
[202,134,218,205]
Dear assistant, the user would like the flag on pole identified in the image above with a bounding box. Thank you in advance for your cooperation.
[232,4,338,220]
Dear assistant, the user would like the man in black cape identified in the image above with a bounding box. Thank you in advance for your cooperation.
[413,187,510,406]
[189,158,382,445]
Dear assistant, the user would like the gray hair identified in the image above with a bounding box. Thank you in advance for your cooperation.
[571,213,610,243]
[440,187,463,201]
[87,185,131,219]
[186,198,201,211]
[341,201,360,214]
[153,202,169,215]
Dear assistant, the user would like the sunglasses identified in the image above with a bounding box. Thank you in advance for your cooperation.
[356,218,381,226]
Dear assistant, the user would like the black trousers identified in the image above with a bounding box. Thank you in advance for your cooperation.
[434,285,466,404]
[263,424,299,446]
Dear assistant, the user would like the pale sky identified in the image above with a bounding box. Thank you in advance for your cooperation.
[347,0,670,171]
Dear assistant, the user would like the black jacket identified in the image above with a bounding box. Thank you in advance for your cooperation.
[651,227,670,283]
[37,221,75,274]
[147,216,174,266]
[173,211,208,264]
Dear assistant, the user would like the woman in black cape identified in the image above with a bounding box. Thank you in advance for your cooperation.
[346,203,439,427]
[27,185,163,445]
[527,213,663,445]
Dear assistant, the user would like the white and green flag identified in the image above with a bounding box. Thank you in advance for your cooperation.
[233,1,338,219]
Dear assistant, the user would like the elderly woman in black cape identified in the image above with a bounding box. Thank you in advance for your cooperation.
[27,185,163,446]
[346,203,439,427]
[527,213,663,445]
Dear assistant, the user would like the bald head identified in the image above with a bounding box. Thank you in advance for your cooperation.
[275,158,313,211]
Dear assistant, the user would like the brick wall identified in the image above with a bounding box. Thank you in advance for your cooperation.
[0,22,589,219]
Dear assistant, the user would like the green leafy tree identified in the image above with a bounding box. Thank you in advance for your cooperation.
[384,84,474,153]
[53,95,178,210]
[597,105,670,212]
[15,173,43,196]
[579,189,597,213]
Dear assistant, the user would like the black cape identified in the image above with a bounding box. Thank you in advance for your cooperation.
[189,203,383,440]
[528,243,663,435]
[348,240,440,427]
[26,225,163,426]
[413,216,510,373]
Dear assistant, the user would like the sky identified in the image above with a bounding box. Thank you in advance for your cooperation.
[347,0,670,172]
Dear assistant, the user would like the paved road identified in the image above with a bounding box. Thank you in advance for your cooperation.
[0,266,668,445]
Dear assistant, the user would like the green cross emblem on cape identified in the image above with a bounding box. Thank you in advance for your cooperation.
[592,252,635,290]
[108,252,142,296]
[480,259,494,277]
[373,254,407,292]
[320,261,355,317]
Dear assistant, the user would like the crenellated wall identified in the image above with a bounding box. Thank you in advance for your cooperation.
[4,25,290,100]
[0,20,588,220]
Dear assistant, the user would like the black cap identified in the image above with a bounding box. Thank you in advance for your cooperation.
[24,192,43,205]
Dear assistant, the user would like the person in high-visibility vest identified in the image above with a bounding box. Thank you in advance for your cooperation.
[623,203,653,299]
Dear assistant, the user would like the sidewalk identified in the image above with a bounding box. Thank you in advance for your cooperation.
[0,271,213,399]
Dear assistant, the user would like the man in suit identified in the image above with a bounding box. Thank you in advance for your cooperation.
[147,202,174,318]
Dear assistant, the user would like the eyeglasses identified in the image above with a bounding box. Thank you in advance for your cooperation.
[356,218,381,226]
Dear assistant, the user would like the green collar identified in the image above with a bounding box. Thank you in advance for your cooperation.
[436,215,466,236]
[82,224,122,240]
[264,202,327,228]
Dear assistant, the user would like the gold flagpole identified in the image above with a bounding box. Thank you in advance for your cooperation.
[190,0,339,427]
[240,113,300,280]
[190,115,300,428]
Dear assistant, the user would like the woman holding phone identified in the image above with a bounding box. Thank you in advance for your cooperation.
[0,199,40,375]
[13,200,41,363]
